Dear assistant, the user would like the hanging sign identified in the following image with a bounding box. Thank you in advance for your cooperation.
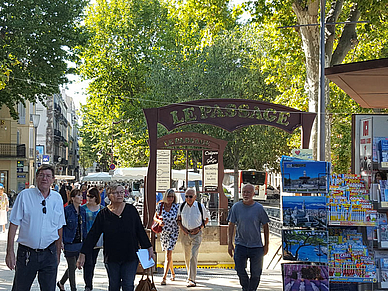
[156,150,171,192]
[203,150,218,192]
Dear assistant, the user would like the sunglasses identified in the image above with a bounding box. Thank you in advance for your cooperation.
[41,200,46,214]
[87,195,95,198]
[185,195,193,198]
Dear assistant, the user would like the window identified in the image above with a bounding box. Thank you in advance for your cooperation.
[18,103,26,124]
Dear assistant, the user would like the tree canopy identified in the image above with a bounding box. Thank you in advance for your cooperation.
[78,0,293,172]
[0,0,87,118]
[242,0,388,171]
[77,0,388,174]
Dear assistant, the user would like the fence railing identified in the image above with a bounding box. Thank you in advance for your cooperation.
[0,144,26,158]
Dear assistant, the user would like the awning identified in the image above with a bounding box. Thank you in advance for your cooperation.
[325,58,388,108]
[55,175,76,181]
[81,172,112,182]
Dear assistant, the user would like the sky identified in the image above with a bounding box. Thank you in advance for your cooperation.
[62,73,90,109]
[63,0,249,109]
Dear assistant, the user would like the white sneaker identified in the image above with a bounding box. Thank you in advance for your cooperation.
[187,280,196,287]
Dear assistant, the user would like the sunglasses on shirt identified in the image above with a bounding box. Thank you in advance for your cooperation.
[41,200,46,214]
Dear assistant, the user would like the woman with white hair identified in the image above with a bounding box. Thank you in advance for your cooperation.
[77,183,153,291]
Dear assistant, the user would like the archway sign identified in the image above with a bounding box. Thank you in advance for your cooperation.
[143,99,316,228]
[156,131,229,222]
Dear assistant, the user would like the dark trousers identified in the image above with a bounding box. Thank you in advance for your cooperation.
[234,245,264,291]
[83,248,100,289]
[12,243,58,291]
[59,254,78,291]
[105,259,138,291]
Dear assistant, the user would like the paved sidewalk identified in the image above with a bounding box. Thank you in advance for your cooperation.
[0,230,283,290]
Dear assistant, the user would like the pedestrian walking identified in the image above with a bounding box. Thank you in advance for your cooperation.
[98,185,106,207]
[59,183,68,206]
[77,183,154,291]
[5,164,66,290]
[57,189,87,291]
[228,184,270,291]
[153,189,180,285]
[81,183,88,205]
[0,183,9,233]
[81,187,104,291]
[177,188,209,287]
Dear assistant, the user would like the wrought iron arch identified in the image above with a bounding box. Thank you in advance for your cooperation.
[143,99,316,228]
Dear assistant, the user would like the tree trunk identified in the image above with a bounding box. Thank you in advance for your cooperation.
[292,0,320,158]
[292,0,360,161]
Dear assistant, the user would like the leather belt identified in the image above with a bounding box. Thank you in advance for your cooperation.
[20,241,55,252]
[188,226,202,232]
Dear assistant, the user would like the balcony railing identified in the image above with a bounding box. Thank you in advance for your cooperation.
[0,144,26,158]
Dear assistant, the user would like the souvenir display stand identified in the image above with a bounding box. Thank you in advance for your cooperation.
[328,175,377,285]
[280,157,330,291]
[280,156,388,290]
[371,178,388,290]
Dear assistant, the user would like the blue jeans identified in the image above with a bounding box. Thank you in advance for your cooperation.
[12,243,58,291]
[234,245,264,291]
[105,259,138,291]
[84,248,100,289]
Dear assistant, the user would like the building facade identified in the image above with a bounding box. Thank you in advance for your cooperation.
[0,91,79,194]
[37,90,80,179]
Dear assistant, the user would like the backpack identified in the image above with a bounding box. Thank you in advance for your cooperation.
[180,201,206,228]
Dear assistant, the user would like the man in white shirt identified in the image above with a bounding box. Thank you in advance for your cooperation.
[177,188,209,287]
[5,164,66,291]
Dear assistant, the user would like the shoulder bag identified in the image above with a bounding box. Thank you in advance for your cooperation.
[135,269,157,291]
[151,202,163,234]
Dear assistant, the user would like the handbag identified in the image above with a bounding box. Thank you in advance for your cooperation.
[135,269,157,291]
[151,202,163,234]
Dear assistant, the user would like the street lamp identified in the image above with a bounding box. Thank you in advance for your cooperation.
[31,113,41,185]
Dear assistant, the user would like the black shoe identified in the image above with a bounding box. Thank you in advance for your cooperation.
[57,282,65,291]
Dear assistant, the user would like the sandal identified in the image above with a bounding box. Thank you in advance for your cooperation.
[170,275,176,281]
[161,279,167,285]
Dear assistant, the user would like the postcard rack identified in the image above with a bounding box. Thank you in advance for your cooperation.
[280,157,330,290]
[280,157,380,288]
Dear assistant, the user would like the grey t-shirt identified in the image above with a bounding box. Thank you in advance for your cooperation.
[227,201,270,248]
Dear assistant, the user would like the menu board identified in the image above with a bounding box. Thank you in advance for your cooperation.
[156,150,171,191]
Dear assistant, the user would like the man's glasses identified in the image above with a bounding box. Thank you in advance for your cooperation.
[185,195,193,198]
[37,174,53,179]
[112,190,125,195]
[41,200,46,214]
[87,195,95,198]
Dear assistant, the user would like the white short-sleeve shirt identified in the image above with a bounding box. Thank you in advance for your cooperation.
[10,188,66,249]
[178,201,210,230]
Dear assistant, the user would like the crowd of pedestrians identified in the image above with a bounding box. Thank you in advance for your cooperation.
[3,166,270,291]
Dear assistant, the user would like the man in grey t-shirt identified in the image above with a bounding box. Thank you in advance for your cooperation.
[228,184,269,291]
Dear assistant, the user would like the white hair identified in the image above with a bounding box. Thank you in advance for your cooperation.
[185,188,196,196]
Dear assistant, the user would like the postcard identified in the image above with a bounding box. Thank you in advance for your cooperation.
[282,160,330,193]
[282,230,328,263]
[282,196,327,228]
[282,263,329,291]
